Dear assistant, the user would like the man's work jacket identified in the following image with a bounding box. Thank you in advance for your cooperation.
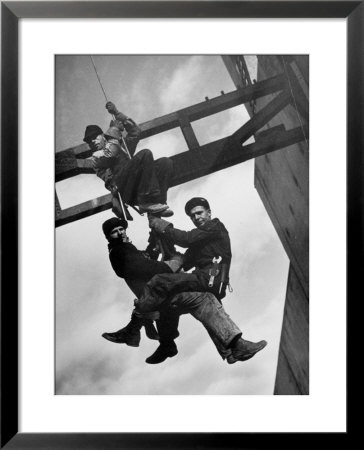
[90,111,141,190]
[156,218,232,292]
[108,238,172,298]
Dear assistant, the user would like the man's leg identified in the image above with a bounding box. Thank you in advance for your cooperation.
[171,292,267,363]
[135,272,202,313]
[154,157,174,204]
[143,291,236,363]
[102,310,145,347]
[145,305,180,364]
[114,149,161,205]
[172,292,241,349]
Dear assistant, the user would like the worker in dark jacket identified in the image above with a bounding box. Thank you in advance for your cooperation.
[133,197,267,363]
[83,101,173,217]
[136,197,232,314]
[102,217,267,365]
[101,216,179,348]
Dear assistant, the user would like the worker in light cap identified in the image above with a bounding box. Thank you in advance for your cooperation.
[83,101,174,218]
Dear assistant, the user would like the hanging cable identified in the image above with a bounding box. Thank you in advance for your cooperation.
[90,55,109,103]
[89,55,132,160]
[281,56,309,149]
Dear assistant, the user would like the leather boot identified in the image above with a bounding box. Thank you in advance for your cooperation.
[229,338,267,363]
[145,341,178,364]
[143,320,159,340]
[102,315,143,347]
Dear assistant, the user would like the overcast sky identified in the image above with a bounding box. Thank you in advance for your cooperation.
[55,55,289,395]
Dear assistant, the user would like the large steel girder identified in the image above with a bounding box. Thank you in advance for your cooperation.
[55,73,288,182]
[56,124,308,227]
[56,71,307,227]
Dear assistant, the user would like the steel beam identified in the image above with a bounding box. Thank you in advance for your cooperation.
[55,73,287,181]
[55,152,94,182]
[138,73,287,139]
[231,89,291,144]
[178,112,199,150]
[56,125,307,227]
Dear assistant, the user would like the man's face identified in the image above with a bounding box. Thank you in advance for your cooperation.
[109,226,128,242]
[89,134,106,151]
[189,206,211,228]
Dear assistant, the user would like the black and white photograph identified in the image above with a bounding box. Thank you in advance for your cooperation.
[55,54,309,396]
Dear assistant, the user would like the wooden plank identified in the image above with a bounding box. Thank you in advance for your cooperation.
[56,125,307,227]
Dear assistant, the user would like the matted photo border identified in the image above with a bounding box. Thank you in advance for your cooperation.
[1,1,361,448]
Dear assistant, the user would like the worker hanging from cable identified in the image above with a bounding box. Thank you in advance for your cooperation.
[83,56,174,220]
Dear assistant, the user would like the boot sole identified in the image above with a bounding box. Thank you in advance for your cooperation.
[102,334,140,347]
[231,341,267,363]
[145,349,178,364]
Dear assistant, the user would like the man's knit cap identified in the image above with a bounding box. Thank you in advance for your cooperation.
[102,217,128,237]
[184,197,210,215]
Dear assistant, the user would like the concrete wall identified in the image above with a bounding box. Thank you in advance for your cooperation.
[255,56,309,395]
[273,264,309,394]
[223,55,309,394]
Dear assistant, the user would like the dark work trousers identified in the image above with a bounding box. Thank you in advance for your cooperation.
[113,149,173,206]
[126,276,239,360]
[135,272,219,313]
[157,292,242,360]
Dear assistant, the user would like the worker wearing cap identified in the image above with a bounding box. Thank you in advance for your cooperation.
[131,197,267,363]
[137,197,232,314]
[100,216,180,347]
[102,217,267,365]
[83,101,174,217]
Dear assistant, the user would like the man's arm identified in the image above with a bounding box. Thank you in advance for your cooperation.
[90,142,123,170]
[106,101,141,156]
[149,217,221,248]
[111,245,172,280]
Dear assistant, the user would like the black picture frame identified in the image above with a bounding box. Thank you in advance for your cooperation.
[1,1,360,448]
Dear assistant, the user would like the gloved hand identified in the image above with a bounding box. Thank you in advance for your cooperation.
[148,216,171,233]
[105,101,119,115]
[109,119,125,132]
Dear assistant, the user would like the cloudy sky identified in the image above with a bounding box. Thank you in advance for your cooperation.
[55,55,289,395]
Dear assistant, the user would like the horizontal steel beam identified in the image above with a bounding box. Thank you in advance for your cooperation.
[55,73,287,181]
[138,73,287,139]
[55,152,94,182]
[56,125,307,227]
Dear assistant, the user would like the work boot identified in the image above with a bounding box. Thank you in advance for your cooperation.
[102,315,143,347]
[143,320,159,340]
[139,203,174,217]
[229,338,267,363]
[145,341,178,364]
[158,206,174,217]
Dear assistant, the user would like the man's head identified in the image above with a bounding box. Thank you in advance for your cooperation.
[185,197,211,228]
[83,125,106,151]
[102,217,128,242]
